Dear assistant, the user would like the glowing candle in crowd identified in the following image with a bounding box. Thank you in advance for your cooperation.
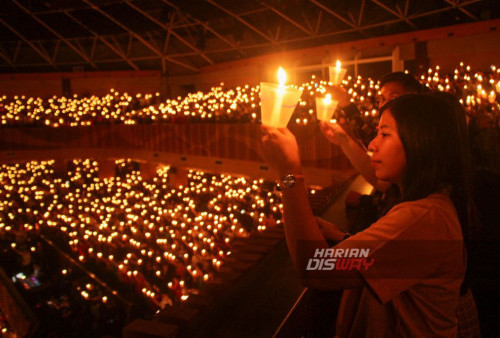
[260,67,302,127]
[488,90,496,104]
[477,84,483,96]
[329,60,347,85]
[315,93,339,121]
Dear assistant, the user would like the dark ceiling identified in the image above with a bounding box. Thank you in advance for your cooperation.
[0,0,498,74]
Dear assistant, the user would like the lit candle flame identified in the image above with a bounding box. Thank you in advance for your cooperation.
[323,93,332,105]
[329,60,345,85]
[278,67,286,88]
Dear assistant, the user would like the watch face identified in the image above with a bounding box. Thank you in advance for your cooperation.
[282,175,296,188]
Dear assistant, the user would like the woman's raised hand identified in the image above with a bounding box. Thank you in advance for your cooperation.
[260,124,302,178]
[319,121,349,147]
[327,85,351,108]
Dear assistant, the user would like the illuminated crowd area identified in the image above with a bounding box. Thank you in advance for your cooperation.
[0,63,498,129]
[0,159,282,336]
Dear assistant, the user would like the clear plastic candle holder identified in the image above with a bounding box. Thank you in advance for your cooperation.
[329,66,347,85]
[260,82,302,128]
[315,95,339,121]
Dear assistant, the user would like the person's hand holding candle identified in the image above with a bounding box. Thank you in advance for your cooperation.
[326,85,351,108]
[260,125,302,178]
[319,120,348,147]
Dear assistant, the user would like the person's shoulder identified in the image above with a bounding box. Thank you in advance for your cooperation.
[383,193,460,238]
[390,192,454,215]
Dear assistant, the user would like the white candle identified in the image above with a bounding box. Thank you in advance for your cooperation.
[260,67,302,127]
[278,67,286,88]
[275,67,287,124]
[329,60,347,85]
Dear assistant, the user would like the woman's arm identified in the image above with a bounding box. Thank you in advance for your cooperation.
[260,125,364,289]
[319,121,391,192]
[316,217,345,241]
[280,180,363,289]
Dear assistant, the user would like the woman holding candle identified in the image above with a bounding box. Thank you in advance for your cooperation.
[260,94,475,337]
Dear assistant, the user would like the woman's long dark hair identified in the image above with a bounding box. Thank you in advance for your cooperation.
[380,93,478,292]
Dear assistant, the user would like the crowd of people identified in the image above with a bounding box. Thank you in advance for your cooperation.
[0,159,283,336]
[1,232,125,337]
[0,63,498,133]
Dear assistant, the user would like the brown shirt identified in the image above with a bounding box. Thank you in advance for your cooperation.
[334,193,465,337]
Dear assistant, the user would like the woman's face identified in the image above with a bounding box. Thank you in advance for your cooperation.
[368,110,407,186]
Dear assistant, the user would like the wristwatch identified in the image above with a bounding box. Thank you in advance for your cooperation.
[277,174,302,191]
[342,232,352,241]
